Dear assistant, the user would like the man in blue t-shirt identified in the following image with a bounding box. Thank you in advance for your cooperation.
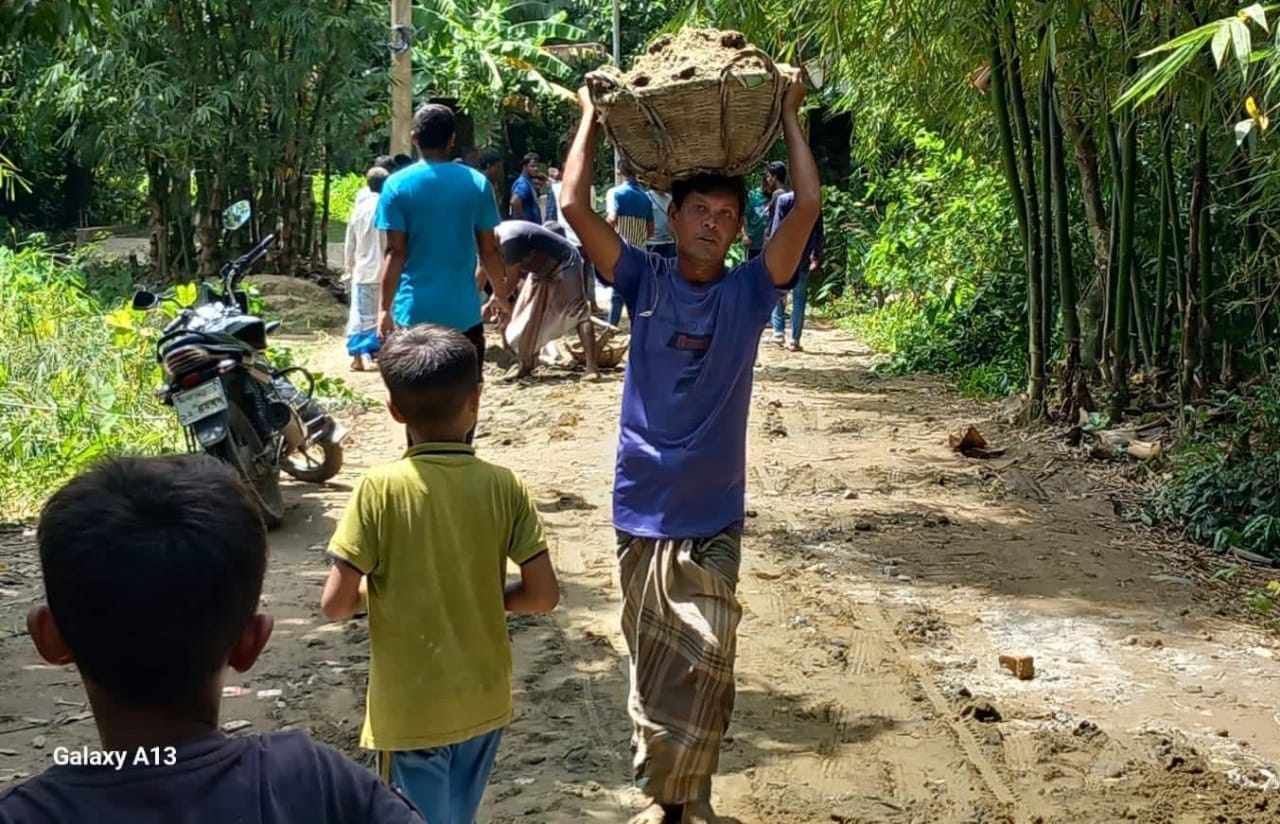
[766,188,825,351]
[375,104,513,373]
[604,162,654,325]
[560,79,820,824]
[509,152,543,224]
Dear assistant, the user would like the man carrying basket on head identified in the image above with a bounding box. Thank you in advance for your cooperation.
[561,72,820,824]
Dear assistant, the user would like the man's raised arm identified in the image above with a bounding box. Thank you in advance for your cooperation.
[561,88,624,283]
[764,77,822,287]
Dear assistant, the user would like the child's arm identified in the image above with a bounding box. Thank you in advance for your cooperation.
[321,558,365,620]
[504,552,559,614]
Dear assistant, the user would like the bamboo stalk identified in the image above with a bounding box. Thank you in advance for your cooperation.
[1038,48,1055,368]
[1006,13,1045,413]
[1111,111,1137,419]
[987,5,1029,252]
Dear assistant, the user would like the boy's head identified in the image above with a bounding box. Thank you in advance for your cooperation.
[478,148,503,177]
[670,173,747,266]
[366,166,389,195]
[31,456,272,710]
[378,324,481,440]
[764,161,788,193]
[412,103,456,154]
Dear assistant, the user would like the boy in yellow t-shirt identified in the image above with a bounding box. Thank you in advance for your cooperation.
[320,323,559,823]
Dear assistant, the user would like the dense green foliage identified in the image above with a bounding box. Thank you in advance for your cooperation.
[0,245,360,520]
[0,246,179,518]
[313,174,366,226]
[841,128,1025,397]
[1149,380,1280,559]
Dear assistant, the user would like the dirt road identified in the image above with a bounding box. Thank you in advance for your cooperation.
[2,323,1278,823]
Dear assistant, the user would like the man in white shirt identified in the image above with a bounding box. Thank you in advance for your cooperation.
[343,166,388,371]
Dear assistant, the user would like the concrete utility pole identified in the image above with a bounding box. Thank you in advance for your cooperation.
[390,0,413,156]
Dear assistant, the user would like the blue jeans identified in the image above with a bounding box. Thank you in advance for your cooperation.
[386,729,503,824]
[771,272,808,343]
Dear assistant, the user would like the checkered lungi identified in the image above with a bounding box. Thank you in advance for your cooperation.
[617,530,742,804]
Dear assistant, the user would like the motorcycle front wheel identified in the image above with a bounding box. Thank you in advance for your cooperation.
[281,440,343,484]
[213,405,285,529]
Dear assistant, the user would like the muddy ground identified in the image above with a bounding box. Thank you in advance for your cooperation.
[2,323,1279,823]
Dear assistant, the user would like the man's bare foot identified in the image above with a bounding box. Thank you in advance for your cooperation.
[682,800,720,823]
[583,370,601,382]
[627,803,669,824]
[350,357,365,372]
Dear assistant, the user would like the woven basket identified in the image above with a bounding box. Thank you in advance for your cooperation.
[587,46,794,192]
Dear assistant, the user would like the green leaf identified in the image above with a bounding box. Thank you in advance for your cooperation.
[1212,23,1231,69]
[1235,118,1256,145]
[175,282,198,307]
[1231,18,1253,75]
[1242,3,1269,31]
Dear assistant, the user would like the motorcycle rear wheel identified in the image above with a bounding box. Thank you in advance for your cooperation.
[213,405,285,529]
[281,440,343,484]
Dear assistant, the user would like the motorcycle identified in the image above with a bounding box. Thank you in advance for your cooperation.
[132,200,346,528]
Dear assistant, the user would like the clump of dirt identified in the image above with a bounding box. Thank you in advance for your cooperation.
[250,274,346,331]
[623,28,766,89]
[896,606,950,644]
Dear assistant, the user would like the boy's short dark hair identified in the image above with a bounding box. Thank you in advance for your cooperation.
[374,154,396,172]
[37,455,267,708]
[392,153,414,171]
[671,173,747,219]
[521,152,541,169]
[379,324,479,427]
[366,167,389,194]
[413,104,456,151]
[766,161,788,185]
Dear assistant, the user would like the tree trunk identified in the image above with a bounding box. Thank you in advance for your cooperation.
[1111,110,1137,421]
[1038,52,1055,371]
[1196,123,1214,387]
[987,10,1029,252]
[1181,125,1208,407]
[194,168,223,279]
[1006,17,1045,414]
[317,137,332,268]
[146,157,172,282]
[1049,70,1089,419]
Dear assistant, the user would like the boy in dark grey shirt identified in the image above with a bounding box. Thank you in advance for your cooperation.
[0,455,422,824]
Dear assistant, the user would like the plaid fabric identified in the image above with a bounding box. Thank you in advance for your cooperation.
[617,530,742,804]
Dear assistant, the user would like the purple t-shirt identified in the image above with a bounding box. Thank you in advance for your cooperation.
[0,732,422,824]
[612,244,777,538]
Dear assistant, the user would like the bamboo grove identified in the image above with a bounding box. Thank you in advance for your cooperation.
[985,0,1278,423]
[688,0,1280,424]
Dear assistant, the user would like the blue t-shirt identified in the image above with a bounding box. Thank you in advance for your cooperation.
[511,173,542,224]
[611,244,778,538]
[375,160,500,331]
[768,191,825,282]
[607,181,654,247]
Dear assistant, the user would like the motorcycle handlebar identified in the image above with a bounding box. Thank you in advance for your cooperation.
[225,233,276,287]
